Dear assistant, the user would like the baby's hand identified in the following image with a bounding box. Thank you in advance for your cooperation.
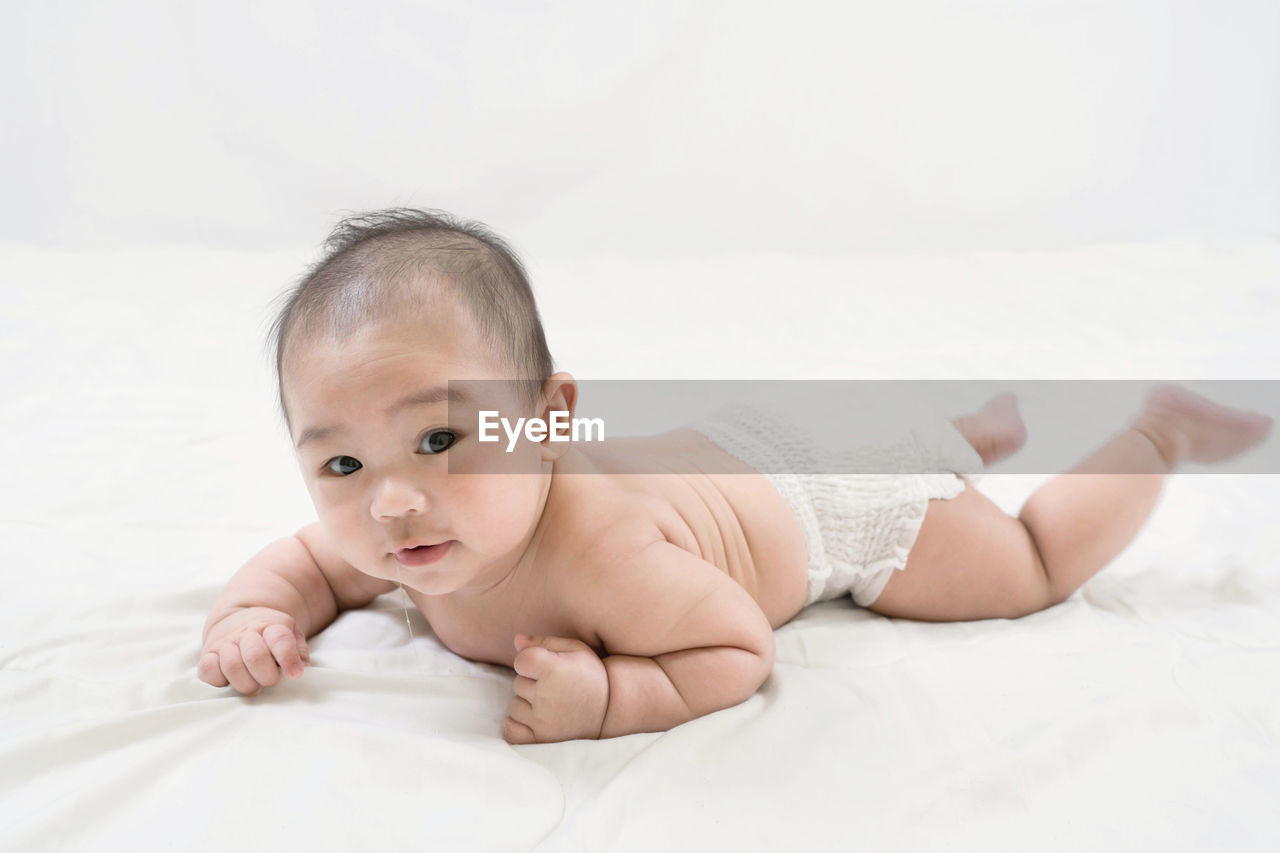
[503,634,609,744]
[198,607,310,696]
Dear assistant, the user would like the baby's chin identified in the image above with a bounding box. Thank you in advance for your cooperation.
[396,575,467,598]
[381,550,461,591]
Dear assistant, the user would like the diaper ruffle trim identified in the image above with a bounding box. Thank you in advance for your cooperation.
[687,398,977,608]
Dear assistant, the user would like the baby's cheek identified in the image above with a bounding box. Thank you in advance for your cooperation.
[459,432,537,475]
[317,512,362,562]
[475,475,542,526]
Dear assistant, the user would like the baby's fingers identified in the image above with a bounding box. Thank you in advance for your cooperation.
[198,651,229,687]
[238,631,282,688]
[216,646,262,696]
[503,715,536,745]
[263,623,306,679]
[294,626,311,665]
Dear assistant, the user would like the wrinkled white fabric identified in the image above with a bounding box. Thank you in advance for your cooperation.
[3,238,1280,853]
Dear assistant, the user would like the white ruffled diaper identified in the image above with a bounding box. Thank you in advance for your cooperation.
[687,393,984,608]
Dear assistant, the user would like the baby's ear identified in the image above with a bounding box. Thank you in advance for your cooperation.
[539,372,578,421]
[535,373,578,462]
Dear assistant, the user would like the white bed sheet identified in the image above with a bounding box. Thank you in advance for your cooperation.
[2,237,1278,851]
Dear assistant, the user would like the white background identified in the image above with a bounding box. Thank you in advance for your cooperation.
[3,0,1277,257]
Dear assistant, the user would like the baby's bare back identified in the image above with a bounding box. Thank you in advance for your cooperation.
[411,429,809,668]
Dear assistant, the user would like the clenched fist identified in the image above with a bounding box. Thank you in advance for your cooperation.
[199,607,310,696]
[503,634,609,744]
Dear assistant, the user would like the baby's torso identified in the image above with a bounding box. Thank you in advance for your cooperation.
[411,428,810,668]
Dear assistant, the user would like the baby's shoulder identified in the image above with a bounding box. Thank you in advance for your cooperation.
[548,448,679,527]
[538,474,674,574]
[547,488,667,566]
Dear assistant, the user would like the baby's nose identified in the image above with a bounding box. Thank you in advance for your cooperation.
[370,477,430,519]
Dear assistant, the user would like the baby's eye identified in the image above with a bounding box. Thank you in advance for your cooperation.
[319,431,458,477]
[324,456,361,477]
[421,429,458,455]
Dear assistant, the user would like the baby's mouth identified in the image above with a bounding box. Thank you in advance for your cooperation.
[394,541,454,567]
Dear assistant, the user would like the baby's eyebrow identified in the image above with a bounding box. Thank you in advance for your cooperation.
[294,385,471,450]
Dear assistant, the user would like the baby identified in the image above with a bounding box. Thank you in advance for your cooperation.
[199,209,1274,744]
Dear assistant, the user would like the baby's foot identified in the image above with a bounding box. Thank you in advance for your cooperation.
[1132,385,1274,467]
[952,393,1028,467]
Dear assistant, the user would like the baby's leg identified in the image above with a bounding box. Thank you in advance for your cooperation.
[867,386,1273,622]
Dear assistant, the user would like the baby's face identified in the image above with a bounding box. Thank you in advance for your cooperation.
[283,315,555,598]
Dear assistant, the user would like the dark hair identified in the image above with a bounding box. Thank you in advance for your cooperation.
[264,207,555,431]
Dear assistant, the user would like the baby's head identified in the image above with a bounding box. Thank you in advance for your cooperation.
[269,208,556,424]
[266,208,576,597]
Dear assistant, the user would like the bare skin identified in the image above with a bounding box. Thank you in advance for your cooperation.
[428,393,1030,666]
[410,424,816,666]
[201,316,793,741]
[199,307,1271,741]
[869,385,1273,621]
[428,385,1271,661]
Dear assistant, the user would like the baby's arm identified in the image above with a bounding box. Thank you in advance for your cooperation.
[580,537,776,738]
[199,522,397,694]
